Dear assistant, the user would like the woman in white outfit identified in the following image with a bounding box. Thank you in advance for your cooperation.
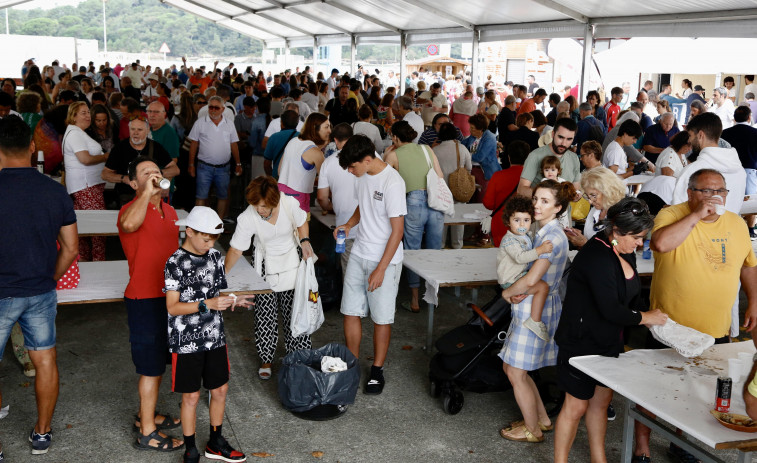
[226,176,315,380]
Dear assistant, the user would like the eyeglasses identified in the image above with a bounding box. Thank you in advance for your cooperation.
[208,105,223,110]
[690,188,729,196]
[619,203,650,216]
[583,192,599,201]
[196,101,207,106]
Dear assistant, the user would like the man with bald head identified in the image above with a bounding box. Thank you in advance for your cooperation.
[642,112,680,163]
[147,102,179,162]
[102,118,178,204]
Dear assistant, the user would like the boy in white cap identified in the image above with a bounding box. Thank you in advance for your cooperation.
[165,206,254,463]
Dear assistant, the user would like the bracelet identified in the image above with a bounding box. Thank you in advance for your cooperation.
[299,237,311,244]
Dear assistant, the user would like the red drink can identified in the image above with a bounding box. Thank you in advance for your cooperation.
[716,377,732,413]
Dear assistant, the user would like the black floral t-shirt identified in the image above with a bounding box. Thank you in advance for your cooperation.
[164,247,228,354]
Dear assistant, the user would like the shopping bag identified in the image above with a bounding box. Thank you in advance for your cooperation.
[421,145,454,216]
[291,257,324,337]
[55,242,80,290]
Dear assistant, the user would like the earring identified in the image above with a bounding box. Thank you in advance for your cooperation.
[611,239,618,247]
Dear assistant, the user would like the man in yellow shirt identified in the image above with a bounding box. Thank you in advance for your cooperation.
[633,168,757,463]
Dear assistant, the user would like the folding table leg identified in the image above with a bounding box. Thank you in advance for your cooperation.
[426,302,435,351]
[471,288,478,305]
[622,400,634,463]
[737,451,752,463]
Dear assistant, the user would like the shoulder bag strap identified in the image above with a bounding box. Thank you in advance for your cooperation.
[279,193,301,246]
[421,144,433,171]
[454,140,461,167]
[491,182,517,218]
[273,130,298,168]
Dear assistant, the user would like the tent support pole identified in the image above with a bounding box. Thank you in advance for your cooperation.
[313,37,318,76]
[350,34,357,77]
[579,23,593,103]
[470,27,480,89]
[399,32,407,94]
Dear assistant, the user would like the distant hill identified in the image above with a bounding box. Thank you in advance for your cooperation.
[8,0,264,57]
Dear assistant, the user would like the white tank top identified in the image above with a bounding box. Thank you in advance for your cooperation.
[278,137,318,193]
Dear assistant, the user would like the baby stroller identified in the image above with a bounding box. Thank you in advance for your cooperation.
[428,293,562,415]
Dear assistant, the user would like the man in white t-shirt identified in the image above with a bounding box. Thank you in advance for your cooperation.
[335,134,406,396]
[262,102,304,150]
[602,119,642,180]
[326,68,339,100]
[394,96,423,143]
[417,82,448,128]
[709,87,735,129]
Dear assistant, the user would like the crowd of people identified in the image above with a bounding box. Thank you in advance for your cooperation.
[2,56,757,463]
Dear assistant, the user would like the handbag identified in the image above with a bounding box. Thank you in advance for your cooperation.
[290,257,324,338]
[421,145,454,216]
[55,241,80,290]
[447,141,476,203]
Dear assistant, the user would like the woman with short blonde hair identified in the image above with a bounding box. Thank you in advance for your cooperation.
[564,167,627,248]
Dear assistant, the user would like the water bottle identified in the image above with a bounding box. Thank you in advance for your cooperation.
[642,239,651,260]
[36,151,44,174]
[335,228,346,253]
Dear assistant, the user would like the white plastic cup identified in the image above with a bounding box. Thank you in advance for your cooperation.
[729,358,743,383]
[712,195,726,215]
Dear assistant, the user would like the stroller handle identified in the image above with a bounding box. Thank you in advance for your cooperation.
[467,303,494,327]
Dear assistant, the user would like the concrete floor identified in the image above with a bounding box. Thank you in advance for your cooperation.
[0,222,749,462]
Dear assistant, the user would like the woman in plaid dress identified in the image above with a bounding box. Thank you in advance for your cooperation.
[497,179,576,443]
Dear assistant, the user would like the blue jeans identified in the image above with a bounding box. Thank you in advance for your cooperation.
[746,168,757,195]
[403,190,444,288]
[195,161,231,200]
[0,290,57,360]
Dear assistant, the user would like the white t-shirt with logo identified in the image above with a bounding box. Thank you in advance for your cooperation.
[352,164,407,264]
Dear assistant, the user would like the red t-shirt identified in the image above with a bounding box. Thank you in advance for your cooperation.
[483,166,523,247]
[118,199,179,299]
[517,98,536,116]
[189,75,213,93]
[604,101,620,130]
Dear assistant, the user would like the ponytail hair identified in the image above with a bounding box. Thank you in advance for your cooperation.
[533,179,576,218]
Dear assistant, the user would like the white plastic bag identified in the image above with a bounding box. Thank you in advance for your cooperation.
[321,356,348,373]
[650,318,715,358]
[291,257,324,337]
[421,146,455,216]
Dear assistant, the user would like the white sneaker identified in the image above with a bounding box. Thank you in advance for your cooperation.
[523,317,550,341]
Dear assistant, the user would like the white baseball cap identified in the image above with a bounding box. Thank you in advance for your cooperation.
[147,73,158,81]
[176,206,224,234]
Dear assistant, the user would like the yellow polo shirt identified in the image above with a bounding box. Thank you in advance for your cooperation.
[650,202,757,338]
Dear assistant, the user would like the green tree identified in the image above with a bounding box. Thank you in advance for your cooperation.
[19,18,58,36]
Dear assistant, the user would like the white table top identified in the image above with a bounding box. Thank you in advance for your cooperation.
[570,341,757,450]
[403,248,498,305]
[310,203,491,229]
[75,209,189,237]
[741,198,757,215]
[57,256,270,305]
[625,174,655,185]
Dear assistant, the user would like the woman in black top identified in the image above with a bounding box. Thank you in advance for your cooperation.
[553,197,668,463]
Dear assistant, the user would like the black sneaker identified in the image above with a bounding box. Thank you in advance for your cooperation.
[750,229,757,241]
[365,376,385,395]
[29,429,52,455]
[205,435,246,462]
[183,446,200,463]
[607,404,616,421]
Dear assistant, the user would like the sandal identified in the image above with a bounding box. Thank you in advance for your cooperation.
[505,419,553,432]
[259,364,272,380]
[400,301,421,313]
[499,425,544,443]
[133,429,184,452]
[133,412,181,432]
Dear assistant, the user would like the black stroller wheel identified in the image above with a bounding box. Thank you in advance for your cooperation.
[443,390,464,415]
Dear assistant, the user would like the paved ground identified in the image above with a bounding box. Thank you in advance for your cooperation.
[0,222,750,462]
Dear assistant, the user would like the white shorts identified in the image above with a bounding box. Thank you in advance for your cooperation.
[340,254,401,325]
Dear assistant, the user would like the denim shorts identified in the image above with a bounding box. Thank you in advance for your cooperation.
[125,297,170,377]
[0,290,57,360]
[340,254,401,325]
[195,161,230,200]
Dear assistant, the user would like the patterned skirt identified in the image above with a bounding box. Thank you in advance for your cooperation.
[498,290,562,371]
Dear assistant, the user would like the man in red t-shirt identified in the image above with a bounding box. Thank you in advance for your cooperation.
[118,156,183,452]
[603,86,623,130]
[517,88,547,116]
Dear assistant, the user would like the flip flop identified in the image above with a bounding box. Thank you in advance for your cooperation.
[133,412,181,432]
[504,419,553,432]
[400,301,421,313]
[133,429,184,452]
[499,425,544,443]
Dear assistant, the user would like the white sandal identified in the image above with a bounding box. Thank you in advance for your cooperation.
[258,366,272,380]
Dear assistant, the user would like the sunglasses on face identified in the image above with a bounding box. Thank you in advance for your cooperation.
[208,105,223,110]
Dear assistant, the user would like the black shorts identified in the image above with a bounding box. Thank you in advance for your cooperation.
[171,345,230,393]
[556,351,609,401]
[125,297,170,377]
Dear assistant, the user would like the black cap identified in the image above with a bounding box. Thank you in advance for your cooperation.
[694,85,705,91]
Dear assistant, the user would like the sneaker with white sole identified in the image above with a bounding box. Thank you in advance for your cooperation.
[29,429,52,455]
[523,317,550,341]
[205,435,246,462]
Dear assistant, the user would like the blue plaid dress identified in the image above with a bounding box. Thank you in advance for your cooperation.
[499,219,568,371]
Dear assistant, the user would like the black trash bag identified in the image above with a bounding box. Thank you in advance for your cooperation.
[278,343,360,413]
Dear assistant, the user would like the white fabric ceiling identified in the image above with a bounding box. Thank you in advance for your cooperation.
[5,0,757,47]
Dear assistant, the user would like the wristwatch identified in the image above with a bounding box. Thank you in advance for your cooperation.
[198,300,208,314]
